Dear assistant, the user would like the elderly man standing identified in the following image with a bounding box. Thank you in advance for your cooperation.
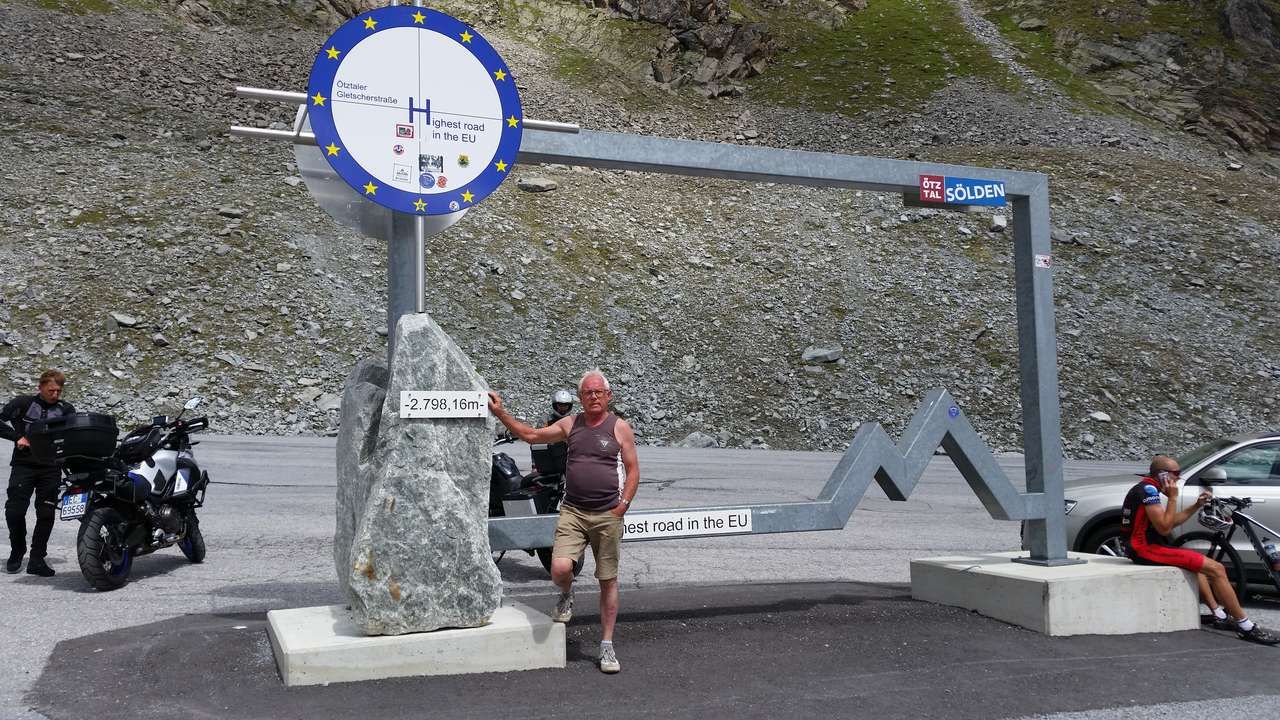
[488,369,640,674]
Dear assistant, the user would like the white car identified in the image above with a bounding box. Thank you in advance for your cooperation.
[1035,432,1280,578]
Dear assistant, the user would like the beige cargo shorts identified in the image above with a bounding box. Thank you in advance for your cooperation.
[553,503,623,581]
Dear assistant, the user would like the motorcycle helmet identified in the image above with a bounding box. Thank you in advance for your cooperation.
[550,389,574,419]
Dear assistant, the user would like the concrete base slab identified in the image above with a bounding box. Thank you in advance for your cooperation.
[911,551,1199,636]
[267,601,565,686]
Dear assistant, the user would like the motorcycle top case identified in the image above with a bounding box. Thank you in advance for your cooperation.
[27,413,118,471]
[531,442,568,475]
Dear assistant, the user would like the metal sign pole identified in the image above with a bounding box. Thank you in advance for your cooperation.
[415,215,426,314]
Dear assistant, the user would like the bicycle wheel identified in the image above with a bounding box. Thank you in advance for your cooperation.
[1174,531,1248,602]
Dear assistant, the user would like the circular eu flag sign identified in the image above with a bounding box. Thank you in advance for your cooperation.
[306,6,522,215]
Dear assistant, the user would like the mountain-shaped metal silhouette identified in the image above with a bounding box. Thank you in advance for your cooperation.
[488,387,1047,549]
[819,387,1043,525]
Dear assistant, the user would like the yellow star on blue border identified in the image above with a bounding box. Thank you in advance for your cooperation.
[412,11,426,24]
[325,46,340,60]
[493,68,506,81]
[363,181,378,196]
[413,198,427,212]
[462,190,475,204]
[363,16,377,30]
[325,143,340,156]
[311,92,327,106]
[460,30,473,43]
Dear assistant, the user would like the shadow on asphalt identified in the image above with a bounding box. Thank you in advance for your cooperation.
[27,581,1279,720]
[12,553,192,593]
[493,554,556,582]
[208,580,344,605]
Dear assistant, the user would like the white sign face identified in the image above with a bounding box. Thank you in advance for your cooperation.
[622,509,753,541]
[331,28,501,196]
[308,7,522,216]
[400,391,489,418]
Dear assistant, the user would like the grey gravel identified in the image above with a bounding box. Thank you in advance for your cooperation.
[0,2,1274,462]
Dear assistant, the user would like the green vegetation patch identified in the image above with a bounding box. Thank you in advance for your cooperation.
[493,0,668,105]
[975,1,1234,50]
[746,0,1015,113]
[972,1,1242,109]
[31,0,117,14]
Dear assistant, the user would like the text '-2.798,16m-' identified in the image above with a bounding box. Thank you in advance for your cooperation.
[399,391,489,419]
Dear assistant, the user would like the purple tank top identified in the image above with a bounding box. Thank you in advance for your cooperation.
[564,413,623,511]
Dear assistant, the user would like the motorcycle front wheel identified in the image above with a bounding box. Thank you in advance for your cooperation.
[180,516,206,563]
[77,507,133,591]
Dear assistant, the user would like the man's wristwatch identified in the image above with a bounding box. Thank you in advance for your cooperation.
[620,497,631,506]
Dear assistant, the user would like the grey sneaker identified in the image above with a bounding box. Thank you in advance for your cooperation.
[599,643,620,674]
[552,589,573,623]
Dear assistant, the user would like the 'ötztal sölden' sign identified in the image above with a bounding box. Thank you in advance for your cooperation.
[307,6,522,215]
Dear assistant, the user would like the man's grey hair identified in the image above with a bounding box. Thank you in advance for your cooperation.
[578,369,611,392]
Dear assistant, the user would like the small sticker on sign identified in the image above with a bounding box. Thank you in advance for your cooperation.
[1035,254,1052,268]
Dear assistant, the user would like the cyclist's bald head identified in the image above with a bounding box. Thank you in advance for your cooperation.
[1150,455,1179,475]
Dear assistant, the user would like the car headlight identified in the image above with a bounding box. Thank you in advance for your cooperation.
[1064,500,1078,515]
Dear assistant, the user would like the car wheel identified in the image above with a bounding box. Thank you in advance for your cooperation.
[1082,522,1126,557]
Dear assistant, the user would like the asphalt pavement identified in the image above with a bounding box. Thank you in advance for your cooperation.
[2,437,1277,719]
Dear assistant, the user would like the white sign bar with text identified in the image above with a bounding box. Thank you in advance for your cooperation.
[622,508,753,541]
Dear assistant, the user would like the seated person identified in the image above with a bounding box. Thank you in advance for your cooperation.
[1123,454,1279,644]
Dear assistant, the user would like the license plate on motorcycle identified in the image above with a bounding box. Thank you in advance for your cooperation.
[60,492,88,520]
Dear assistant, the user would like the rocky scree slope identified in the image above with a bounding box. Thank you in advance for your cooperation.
[970,0,1280,165]
[0,0,1276,462]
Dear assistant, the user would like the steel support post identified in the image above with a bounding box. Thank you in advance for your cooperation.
[1009,186,1077,566]
[414,215,426,314]
[386,212,421,360]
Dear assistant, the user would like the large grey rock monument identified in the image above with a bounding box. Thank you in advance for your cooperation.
[248,5,566,681]
[334,312,502,635]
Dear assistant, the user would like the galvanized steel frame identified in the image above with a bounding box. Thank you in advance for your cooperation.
[486,128,1072,564]
[232,94,1071,564]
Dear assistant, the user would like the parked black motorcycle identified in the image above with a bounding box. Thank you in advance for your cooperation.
[490,436,583,577]
[30,397,211,591]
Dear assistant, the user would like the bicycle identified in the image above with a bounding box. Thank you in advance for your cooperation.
[1174,495,1280,602]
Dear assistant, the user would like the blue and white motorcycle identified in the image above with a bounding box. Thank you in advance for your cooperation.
[54,397,212,591]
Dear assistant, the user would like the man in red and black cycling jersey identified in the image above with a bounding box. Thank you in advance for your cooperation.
[1123,454,1279,644]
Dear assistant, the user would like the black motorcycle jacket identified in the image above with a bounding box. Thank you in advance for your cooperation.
[0,394,76,467]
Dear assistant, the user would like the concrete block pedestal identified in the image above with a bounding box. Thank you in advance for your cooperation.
[911,551,1200,636]
[267,600,565,686]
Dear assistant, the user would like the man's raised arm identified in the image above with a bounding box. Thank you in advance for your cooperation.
[488,392,570,445]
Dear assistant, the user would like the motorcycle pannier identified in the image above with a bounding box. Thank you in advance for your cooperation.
[113,473,151,504]
[27,413,119,472]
